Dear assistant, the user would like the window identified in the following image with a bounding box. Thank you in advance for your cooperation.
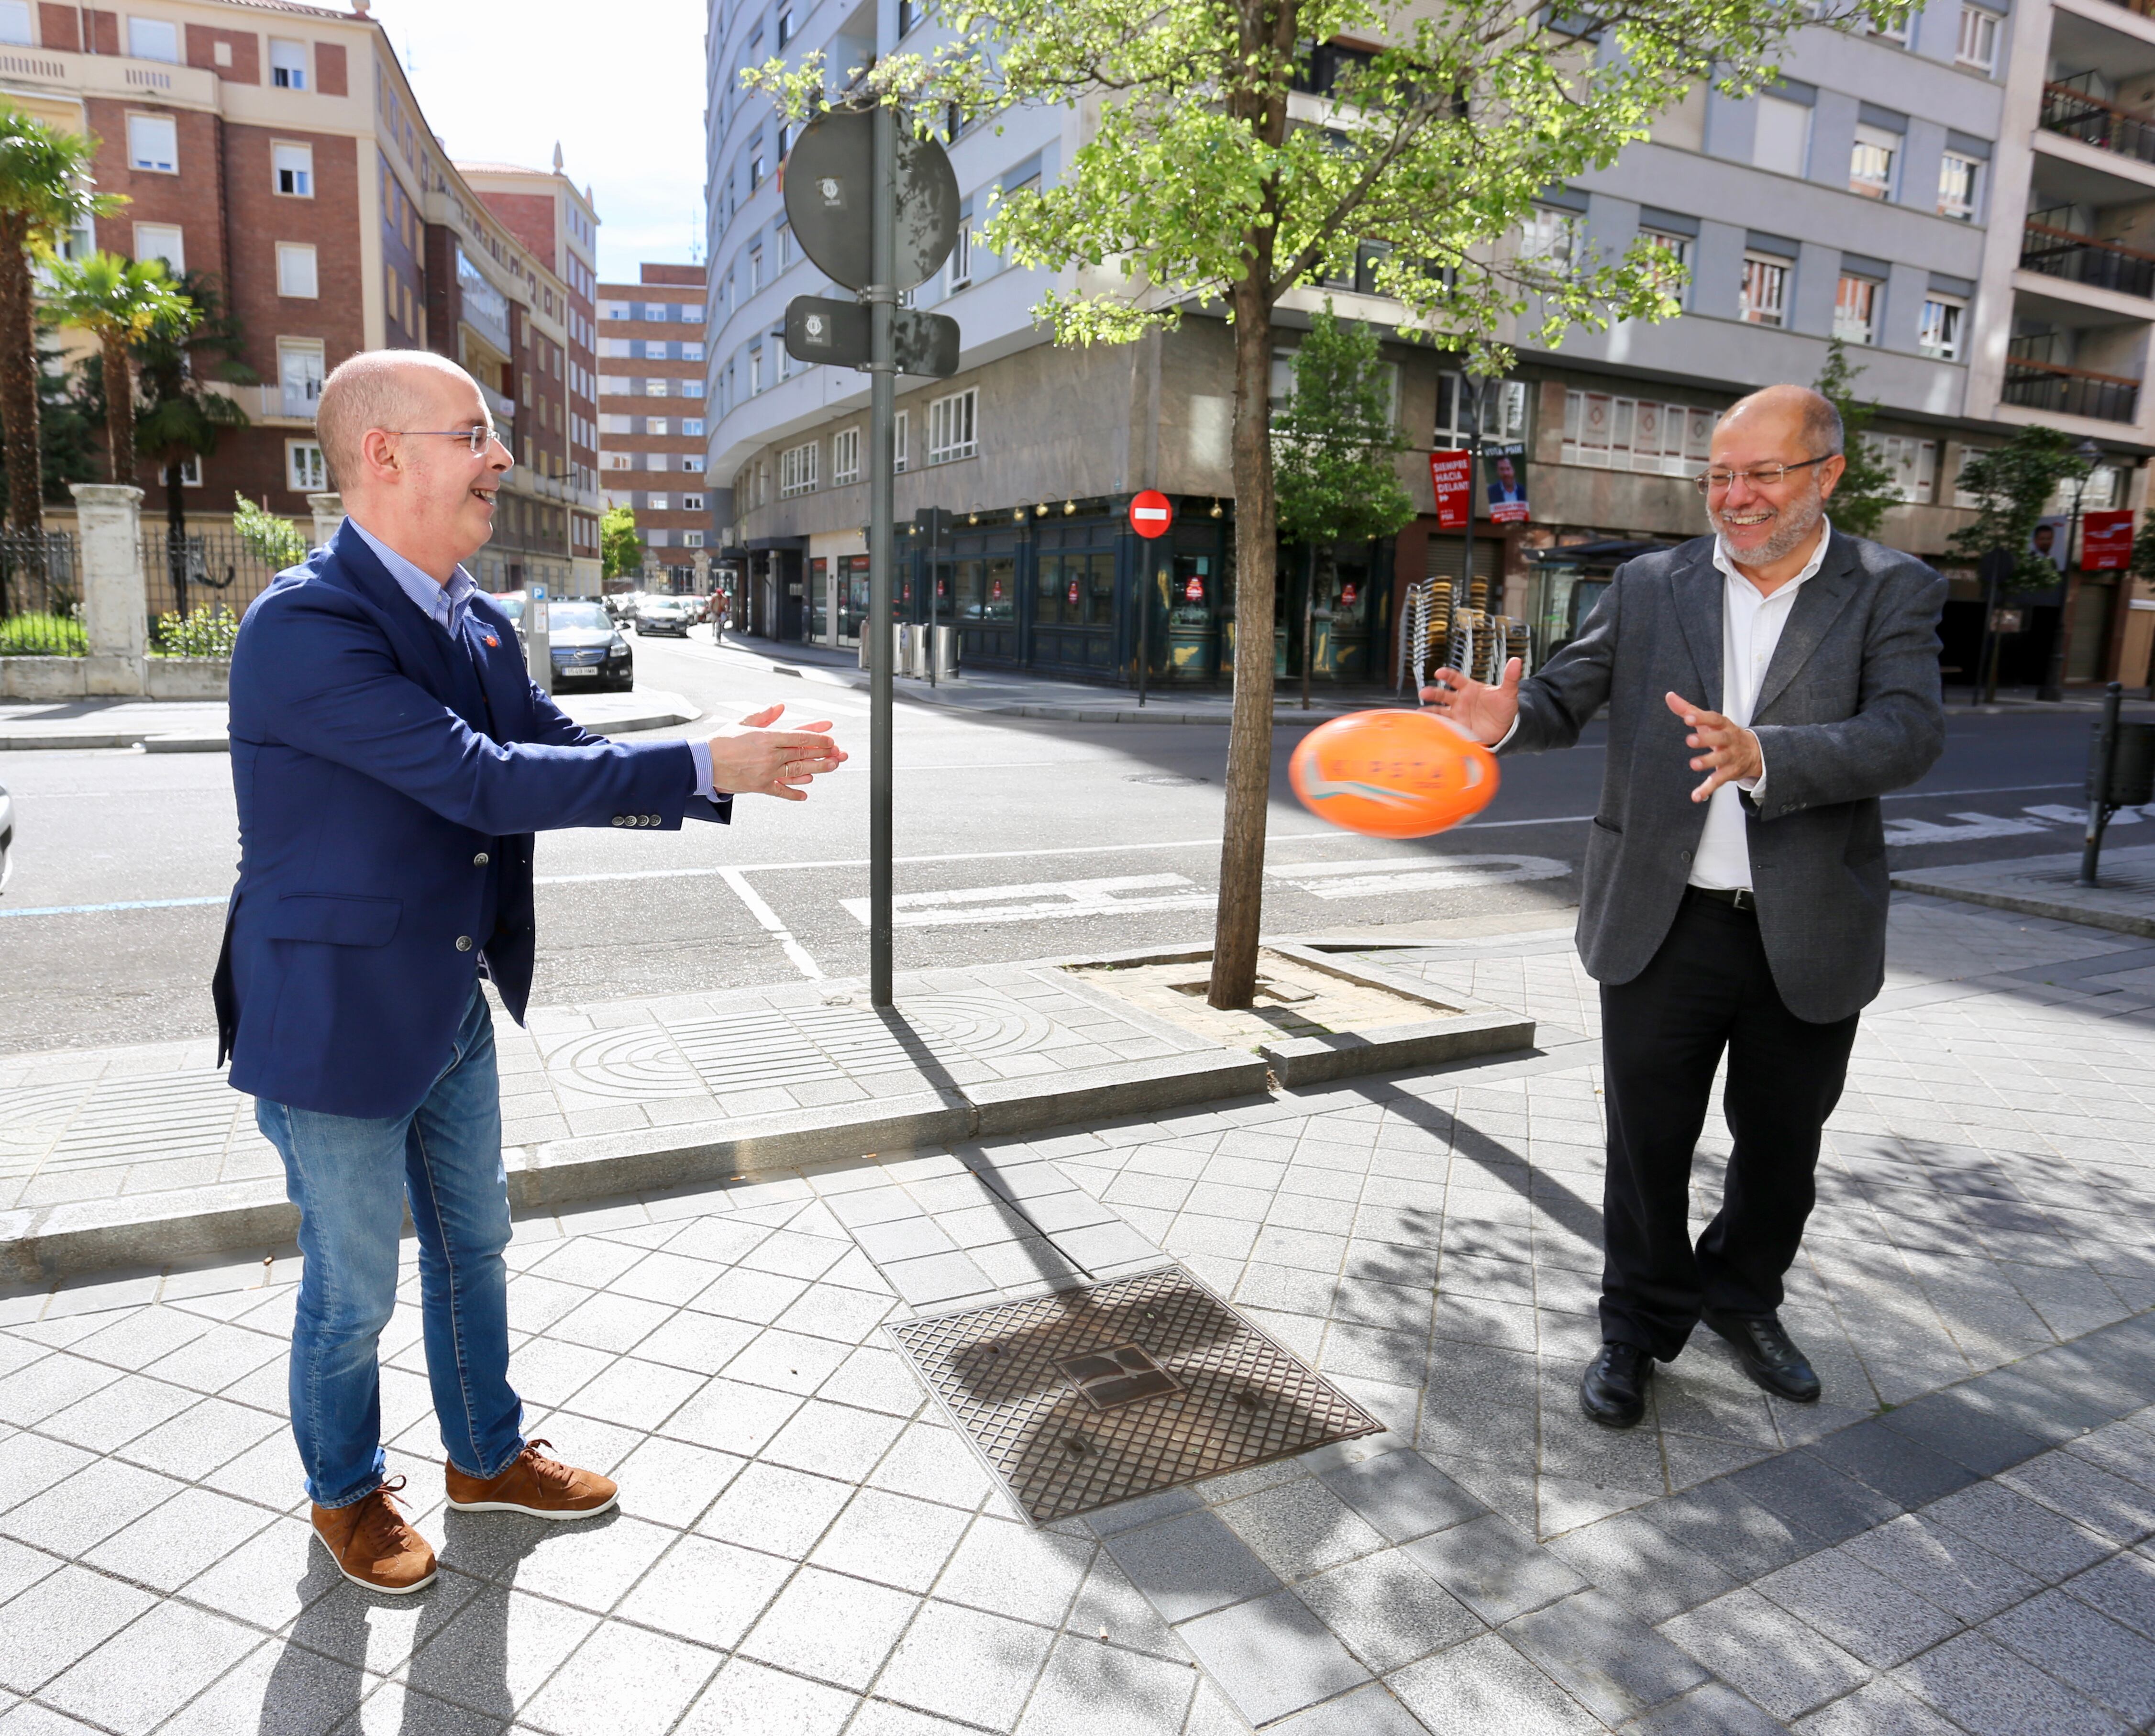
[1834,274,1879,345]
[684,531,704,548]
[684,494,705,511]
[176,453,201,487]
[1850,124,1898,199]
[127,17,179,62]
[1919,294,1965,361]
[780,441,818,496]
[287,440,327,492]
[750,145,767,186]
[127,114,178,174]
[644,378,670,397]
[1869,10,1908,43]
[605,452,632,470]
[1518,208,1577,269]
[1639,229,1691,304]
[268,37,308,88]
[0,3,31,46]
[1741,253,1789,326]
[748,248,763,293]
[1433,375,1527,444]
[948,217,973,290]
[1867,434,1937,502]
[832,426,861,484]
[601,300,630,319]
[1752,96,1810,177]
[684,455,705,472]
[647,418,669,437]
[928,388,977,463]
[776,8,795,46]
[683,418,705,437]
[683,342,705,362]
[647,494,669,511]
[133,223,183,272]
[1561,391,1718,475]
[748,348,763,395]
[1937,153,1980,222]
[1955,5,1998,72]
[278,339,324,418]
[276,243,319,298]
[273,144,313,197]
[683,379,705,398]
[894,409,909,473]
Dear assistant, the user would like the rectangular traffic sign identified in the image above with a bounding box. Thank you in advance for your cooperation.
[784,296,961,377]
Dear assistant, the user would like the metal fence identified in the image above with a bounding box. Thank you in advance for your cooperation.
[0,531,84,655]
[141,528,300,652]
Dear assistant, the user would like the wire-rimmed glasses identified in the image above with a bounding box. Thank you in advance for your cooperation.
[390,426,499,455]
[1693,455,1831,494]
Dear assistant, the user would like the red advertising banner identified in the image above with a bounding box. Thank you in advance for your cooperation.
[2082,509,2135,571]
[1430,450,1472,531]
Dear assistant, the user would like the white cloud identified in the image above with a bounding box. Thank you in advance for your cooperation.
[362,0,707,286]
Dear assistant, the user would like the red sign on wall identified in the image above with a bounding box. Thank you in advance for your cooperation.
[1067,581,1080,606]
[2083,509,2135,571]
[1430,450,1472,531]
[1185,577,1204,602]
[1128,490,1174,539]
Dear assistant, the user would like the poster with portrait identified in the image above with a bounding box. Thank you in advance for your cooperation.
[2029,515,2068,574]
[1485,443,1530,524]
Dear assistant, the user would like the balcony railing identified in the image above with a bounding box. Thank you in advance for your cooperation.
[2002,350,2142,423]
[2021,219,2155,299]
[2041,78,2155,166]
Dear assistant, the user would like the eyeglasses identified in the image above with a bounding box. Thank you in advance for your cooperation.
[1694,455,1830,494]
[390,427,499,455]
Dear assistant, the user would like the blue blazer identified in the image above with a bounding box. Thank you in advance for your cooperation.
[213,523,729,1119]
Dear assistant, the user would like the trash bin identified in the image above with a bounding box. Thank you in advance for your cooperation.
[932,624,959,681]
[2109,721,2155,807]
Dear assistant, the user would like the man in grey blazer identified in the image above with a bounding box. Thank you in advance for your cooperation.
[1424,384,1945,1427]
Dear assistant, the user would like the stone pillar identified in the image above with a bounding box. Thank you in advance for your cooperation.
[70,483,146,697]
[307,493,345,548]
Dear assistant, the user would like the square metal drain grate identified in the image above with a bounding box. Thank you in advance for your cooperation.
[886,1266,1383,1525]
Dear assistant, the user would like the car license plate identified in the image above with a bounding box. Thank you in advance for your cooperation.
[558,665,597,677]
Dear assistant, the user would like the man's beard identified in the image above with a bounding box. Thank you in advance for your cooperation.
[1708,481,1825,566]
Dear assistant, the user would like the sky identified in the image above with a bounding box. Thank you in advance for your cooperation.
[363,0,708,286]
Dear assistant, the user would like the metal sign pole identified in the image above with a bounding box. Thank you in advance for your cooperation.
[868,102,897,1008]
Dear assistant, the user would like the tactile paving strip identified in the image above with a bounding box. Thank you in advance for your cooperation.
[886,1266,1383,1525]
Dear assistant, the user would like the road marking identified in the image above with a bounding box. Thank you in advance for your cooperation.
[842,873,1215,928]
[1882,812,2055,844]
[1266,854,1573,900]
[718,867,824,979]
[0,894,226,918]
[2025,803,2142,827]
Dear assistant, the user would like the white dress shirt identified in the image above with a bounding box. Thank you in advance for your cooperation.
[1688,519,1832,892]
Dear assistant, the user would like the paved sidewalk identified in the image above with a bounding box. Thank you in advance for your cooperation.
[1895,843,2155,940]
[0,688,702,753]
[0,888,2151,1733]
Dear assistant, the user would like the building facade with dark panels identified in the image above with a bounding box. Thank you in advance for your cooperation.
[0,0,598,596]
[597,264,711,575]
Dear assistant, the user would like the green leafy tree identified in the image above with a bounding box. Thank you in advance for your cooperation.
[1810,337,1900,540]
[0,109,118,531]
[750,0,1895,1007]
[0,332,101,509]
[1948,427,2094,596]
[43,252,191,489]
[601,504,644,581]
[232,493,308,568]
[134,270,253,540]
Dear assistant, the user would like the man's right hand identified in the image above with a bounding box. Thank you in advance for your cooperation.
[708,704,846,801]
[1420,657,1523,746]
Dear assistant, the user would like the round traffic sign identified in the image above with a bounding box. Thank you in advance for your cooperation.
[1128,490,1173,540]
[783,107,960,294]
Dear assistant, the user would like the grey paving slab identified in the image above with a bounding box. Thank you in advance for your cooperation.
[1502,1588,1710,1725]
[1404,1512,1588,1625]
[1174,1586,1371,1725]
[1660,1587,1873,1724]
[1292,1548,1481,1672]
[1097,1508,1282,1625]
[1892,1628,2127,1736]
[1386,1631,1603,1735]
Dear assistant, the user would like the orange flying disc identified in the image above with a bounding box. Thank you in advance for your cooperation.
[1289,708,1500,839]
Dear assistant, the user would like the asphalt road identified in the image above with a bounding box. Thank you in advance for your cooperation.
[0,626,2124,1056]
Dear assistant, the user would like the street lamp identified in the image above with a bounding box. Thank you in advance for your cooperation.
[2037,438,2106,703]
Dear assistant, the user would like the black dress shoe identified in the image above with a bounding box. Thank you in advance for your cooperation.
[1580,1342,1652,1429]
[1704,1310,1822,1402]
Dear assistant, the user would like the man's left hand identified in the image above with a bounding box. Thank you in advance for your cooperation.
[1666,691,1761,803]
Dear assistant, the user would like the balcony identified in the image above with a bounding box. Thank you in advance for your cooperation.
[482,383,516,428]
[2021,218,2155,299]
[2002,343,2142,422]
[2042,78,2155,166]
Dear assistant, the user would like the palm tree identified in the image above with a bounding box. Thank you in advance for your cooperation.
[0,109,114,532]
[44,251,190,490]
[134,270,253,542]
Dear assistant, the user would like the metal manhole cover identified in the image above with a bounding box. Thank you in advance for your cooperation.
[1126,773,1207,785]
[886,1267,1382,1525]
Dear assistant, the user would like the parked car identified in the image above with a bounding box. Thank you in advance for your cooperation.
[544,600,635,692]
[636,595,696,637]
[0,780,13,895]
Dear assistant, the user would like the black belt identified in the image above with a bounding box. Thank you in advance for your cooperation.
[1689,885,1756,911]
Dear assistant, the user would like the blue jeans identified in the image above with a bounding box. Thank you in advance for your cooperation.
[257,983,525,1509]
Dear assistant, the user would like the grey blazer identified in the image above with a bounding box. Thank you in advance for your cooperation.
[1504,529,1947,1024]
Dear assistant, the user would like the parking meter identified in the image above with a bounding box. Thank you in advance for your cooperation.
[528,583,552,696]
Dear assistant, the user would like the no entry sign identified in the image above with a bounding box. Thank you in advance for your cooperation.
[1129,490,1173,539]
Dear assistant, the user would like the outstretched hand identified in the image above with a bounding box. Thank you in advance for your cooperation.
[1666,691,1762,803]
[709,703,847,801]
[1419,657,1522,746]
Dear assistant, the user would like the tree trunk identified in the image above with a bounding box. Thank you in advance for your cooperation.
[1209,270,1280,1010]
[0,214,42,532]
[102,335,134,488]
[165,458,186,537]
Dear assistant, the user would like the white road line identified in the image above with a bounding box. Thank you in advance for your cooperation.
[841,873,1215,928]
[718,866,825,979]
[1882,812,2055,844]
[1266,854,1573,899]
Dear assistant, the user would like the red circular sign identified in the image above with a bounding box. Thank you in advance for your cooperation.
[1185,577,1204,602]
[1128,489,1173,540]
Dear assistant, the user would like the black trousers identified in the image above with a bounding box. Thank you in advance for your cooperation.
[1598,891,1860,1360]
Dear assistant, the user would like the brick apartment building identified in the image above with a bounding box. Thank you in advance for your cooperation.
[0,0,600,594]
[597,264,710,581]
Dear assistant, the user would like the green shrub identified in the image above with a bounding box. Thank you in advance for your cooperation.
[153,604,240,659]
[0,610,86,655]
[232,493,310,568]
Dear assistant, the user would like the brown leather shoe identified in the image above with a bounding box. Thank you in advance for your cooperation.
[444,1438,617,1521]
[310,1476,438,1594]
